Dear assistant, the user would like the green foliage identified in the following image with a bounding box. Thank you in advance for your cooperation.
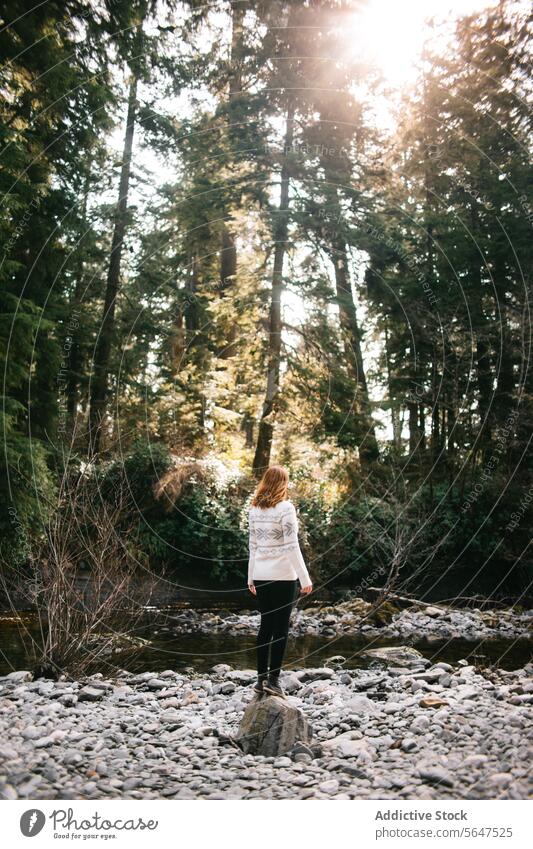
[142,479,248,581]
[99,439,173,506]
[0,400,55,565]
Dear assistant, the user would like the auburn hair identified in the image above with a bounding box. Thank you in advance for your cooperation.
[252,465,289,509]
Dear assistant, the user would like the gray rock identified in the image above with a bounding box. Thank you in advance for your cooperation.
[424,606,444,617]
[323,655,346,668]
[361,646,426,667]
[322,733,377,762]
[146,679,167,690]
[419,767,454,787]
[20,726,41,740]
[0,745,18,760]
[282,673,303,694]
[78,686,105,702]
[296,668,335,683]
[338,764,369,779]
[225,670,255,685]
[291,741,314,758]
[236,695,312,757]
[353,674,387,691]
[63,750,84,766]
[411,715,431,733]
[318,778,339,794]
[0,783,18,799]
[5,670,33,683]
[344,695,381,715]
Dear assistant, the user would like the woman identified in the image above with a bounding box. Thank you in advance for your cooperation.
[247,465,312,697]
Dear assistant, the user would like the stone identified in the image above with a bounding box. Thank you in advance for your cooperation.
[78,686,105,702]
[291,741,314,757]
[318,778,339,794]
[34,730,67,748]
[383,702,403,714]
[353,674,387,691]
[455,685,481,701]
[146,678,167,690]
[345,695,381,715]
[225,670,255,685]
[368,601,399,627]
[0,745,18,760]
[20,726,41,740]
[419,767,454,787]
[322,733,377,762]
[323,655,346,668]
[424,606,444,617]
[63,750,84,766]
[235,695,312,757]
[296,668,335,683]
[0,783,18,799]
[282,673,303,694]
[5,670,33,683]
[488,772,512,789]
[411,715,431,732]
[419,696,449,709]
[338,764,369,779]
[462,754,487,768]
[361,646,426,667]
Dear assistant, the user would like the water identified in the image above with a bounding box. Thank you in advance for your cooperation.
[0,611,531,676]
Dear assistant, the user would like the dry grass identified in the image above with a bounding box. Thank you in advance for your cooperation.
[8,472,159,679]
[153,461,207,511]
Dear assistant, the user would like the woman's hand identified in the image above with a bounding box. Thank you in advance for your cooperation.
[248,583,257,595]
[300,584,312,595]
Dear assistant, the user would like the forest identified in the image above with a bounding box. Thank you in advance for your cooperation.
[1,0,532,604]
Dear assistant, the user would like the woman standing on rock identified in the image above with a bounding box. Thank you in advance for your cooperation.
[248,465,313,697]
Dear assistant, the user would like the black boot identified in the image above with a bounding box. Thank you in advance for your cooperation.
[263,673,285,698]
[253,673,268,694]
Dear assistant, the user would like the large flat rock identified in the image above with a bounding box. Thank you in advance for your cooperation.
[235,695,313,756]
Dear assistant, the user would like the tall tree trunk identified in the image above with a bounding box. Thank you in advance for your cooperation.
[185,251,200,334]
[470,204,493,458]
[218,2,244,357]
[67,170,90,434]
[430,346,441,463]
[89,73,137,455]
[319,148,378,462]
[330,237,379,463]
[252,100,294,477]
[494,261,514,430]
[385,323,402,452]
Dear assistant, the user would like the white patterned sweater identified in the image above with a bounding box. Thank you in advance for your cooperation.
[247,499,312,588]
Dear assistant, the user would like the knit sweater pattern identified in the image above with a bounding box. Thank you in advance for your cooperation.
[247,499,312,588]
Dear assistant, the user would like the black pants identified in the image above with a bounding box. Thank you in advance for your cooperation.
[254,579,298,677]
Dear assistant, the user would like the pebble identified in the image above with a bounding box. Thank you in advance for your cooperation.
[419,767,455,787]
[158,602,532,645]
[78,686,105,702]
[0,652,531,802]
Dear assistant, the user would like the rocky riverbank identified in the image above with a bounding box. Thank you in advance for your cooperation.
[1,650,532,801]
[163,599,533,642]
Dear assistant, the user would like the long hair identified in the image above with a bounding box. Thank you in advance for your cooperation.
[252,465,289,509]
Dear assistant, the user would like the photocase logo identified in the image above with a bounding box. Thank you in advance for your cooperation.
[20,809,46,837]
